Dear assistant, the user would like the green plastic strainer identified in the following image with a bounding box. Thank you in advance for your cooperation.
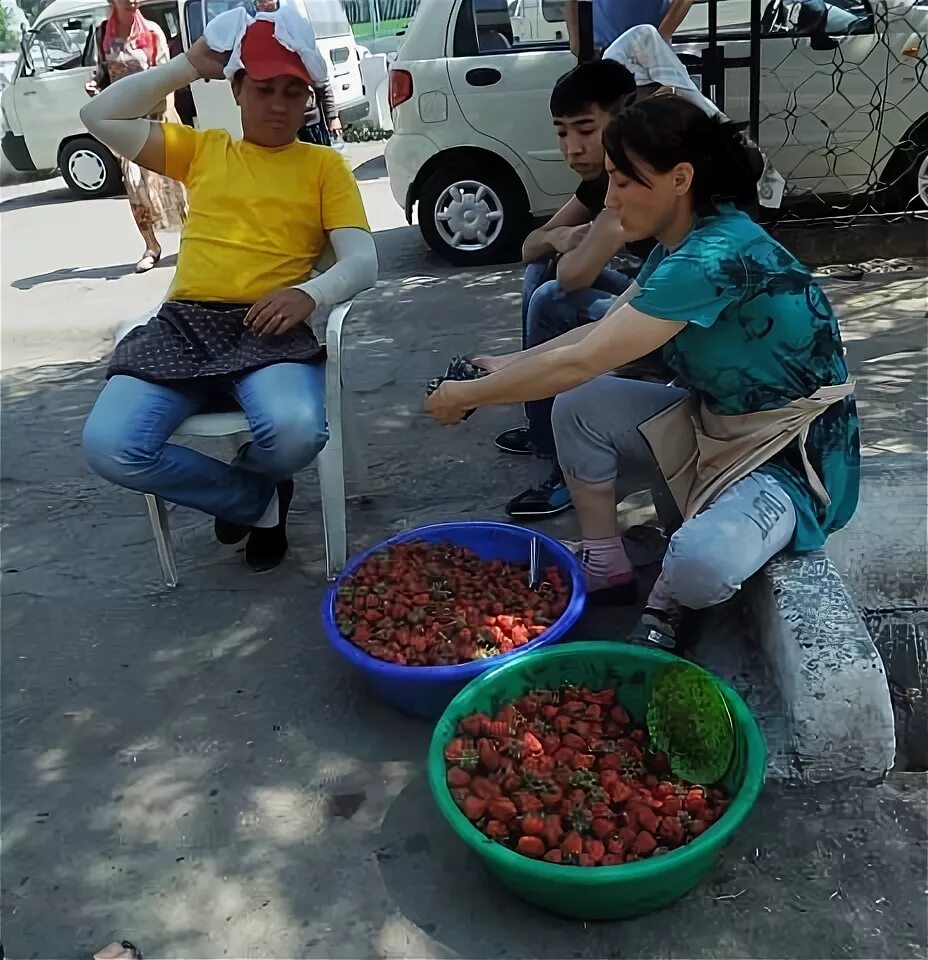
[646,660,735,784]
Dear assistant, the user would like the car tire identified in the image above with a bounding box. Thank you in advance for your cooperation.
[418,162,530,267]
[59,137,123,199]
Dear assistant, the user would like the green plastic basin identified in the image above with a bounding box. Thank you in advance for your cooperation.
[427,641,766,920]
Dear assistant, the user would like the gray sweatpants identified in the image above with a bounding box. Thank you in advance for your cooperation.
[552,376,797,609]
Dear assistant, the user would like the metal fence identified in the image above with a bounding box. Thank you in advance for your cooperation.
[681,0,928,225]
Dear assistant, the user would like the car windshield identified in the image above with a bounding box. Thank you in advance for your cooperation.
[304,0,351,37]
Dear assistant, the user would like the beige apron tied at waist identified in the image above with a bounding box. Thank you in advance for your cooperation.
[638,382,855,520]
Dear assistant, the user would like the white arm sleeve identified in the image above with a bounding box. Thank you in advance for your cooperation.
[80,54,200,161]
[296,227,378,308]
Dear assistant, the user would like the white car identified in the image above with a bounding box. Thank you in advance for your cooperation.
[385,0,928,266]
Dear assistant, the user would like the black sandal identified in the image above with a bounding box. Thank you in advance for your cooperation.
[640,603,696,652]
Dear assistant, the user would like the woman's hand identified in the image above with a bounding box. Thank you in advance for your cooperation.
[186,37,230,81]
[245,288,316,336]
[471,354,515,373]
[329,116,344,137]
[425,380,474,426]
[85,78,100,97]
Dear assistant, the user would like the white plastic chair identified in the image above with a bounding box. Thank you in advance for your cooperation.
[114,293,362,588]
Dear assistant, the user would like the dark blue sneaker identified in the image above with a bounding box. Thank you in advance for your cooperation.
[505,474,572,518]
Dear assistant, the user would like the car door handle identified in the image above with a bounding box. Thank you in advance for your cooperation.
[465,68,501,87]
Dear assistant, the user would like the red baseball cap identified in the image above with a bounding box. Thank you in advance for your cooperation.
[240,19,311,84]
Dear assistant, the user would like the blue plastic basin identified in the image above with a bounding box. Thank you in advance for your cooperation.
[321,522,586,718]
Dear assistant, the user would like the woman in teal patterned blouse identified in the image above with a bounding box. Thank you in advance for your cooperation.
[425,94,859,648]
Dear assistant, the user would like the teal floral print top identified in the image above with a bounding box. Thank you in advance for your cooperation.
[631,205,860,551]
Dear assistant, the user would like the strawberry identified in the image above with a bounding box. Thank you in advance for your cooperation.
[584,838,606,863]
[554,747,576,766]
[516,836,545,858]
[684,795,707,818]
[618,826,638,846]
[561,831,584,857]
[561,733,588,752]
[607,838,625,855]
[478,739,502,772]
[462,795,487,821]
[543,848,563,863]
[542,734,562,756]
[523,732,544,756]
[610,705,631,726]
[632,830,657,856]
[570,753,596,770]
[608,780,633,805]
[485,819,509,839]
[540,785,564,808]
[446,766,472,788]
[659,815,686,847]
[459,713,487,737]
[661,796,682,816]
[521,814,545,836]
[591,817,615,840]
[470,777,501,800]
[487,797,518,823]
[688,819,710,837]
[600,853,624,866]
[541,814,564,850]
[577,853,594,867]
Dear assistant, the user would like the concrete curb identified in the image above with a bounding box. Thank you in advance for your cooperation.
[747,551,896,782]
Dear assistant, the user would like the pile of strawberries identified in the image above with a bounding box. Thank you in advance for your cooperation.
[444,685,729,865]
[334,540,571,667]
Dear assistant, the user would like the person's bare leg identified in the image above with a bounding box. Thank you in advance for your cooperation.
[552,376,690,603]
[563,472,635,599]
[563,474,620,540]
[136,225,162,273]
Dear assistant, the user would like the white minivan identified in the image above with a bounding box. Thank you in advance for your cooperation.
[0,0,369,197]
[384,0,928,266]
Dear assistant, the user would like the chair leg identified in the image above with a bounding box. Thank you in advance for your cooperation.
[145,494,179,588]
[319,367,347,581]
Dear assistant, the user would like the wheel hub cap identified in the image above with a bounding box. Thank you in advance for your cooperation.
[69,149,107,191]
[434,179,504,251]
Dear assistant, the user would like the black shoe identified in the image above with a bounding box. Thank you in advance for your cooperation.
[495,426,534,456]
[245,479,294,573]
[215,517,251,545]
[506,474,572,518]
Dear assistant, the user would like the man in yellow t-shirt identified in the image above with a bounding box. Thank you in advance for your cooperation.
[80,13,378,572]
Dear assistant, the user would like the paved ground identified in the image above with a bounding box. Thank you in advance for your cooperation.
[1,147,926,958]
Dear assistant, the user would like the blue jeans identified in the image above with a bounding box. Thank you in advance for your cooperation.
[82,363,328,525]
[522,258,631,467]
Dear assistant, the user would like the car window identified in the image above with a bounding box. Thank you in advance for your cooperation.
[22,19,86,75]
[188,0,353,42]
[346,0,420,48]
[678,0,874,39]
[454,0,568,55]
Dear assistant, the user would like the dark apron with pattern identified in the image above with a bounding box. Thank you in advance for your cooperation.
[108,300,324,383]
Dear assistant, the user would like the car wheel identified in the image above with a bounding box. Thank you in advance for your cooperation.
[59,137,122,199]
[418,162,529,267]
[916,149,928,209]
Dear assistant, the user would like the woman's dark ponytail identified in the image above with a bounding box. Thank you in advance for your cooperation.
[603,94,762,216]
